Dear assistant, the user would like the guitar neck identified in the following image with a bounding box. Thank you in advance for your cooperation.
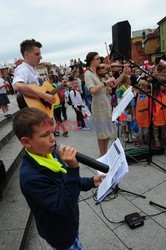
[50,83,65,95]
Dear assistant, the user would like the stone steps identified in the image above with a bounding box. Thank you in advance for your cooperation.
[0,108,23,191]
[0,167,32,250]
[0,120,15,151]
[0,96,32,250]
[0,136,24,191]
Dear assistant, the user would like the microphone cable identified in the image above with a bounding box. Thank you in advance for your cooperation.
[93,188,125,224]
[79,187,124,224]
[139,210,166,221]
[79,188,166,225]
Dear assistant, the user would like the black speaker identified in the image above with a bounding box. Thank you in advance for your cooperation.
[112,20,131,60]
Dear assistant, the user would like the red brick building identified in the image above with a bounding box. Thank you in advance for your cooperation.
[131,29,154,65]
[144,28,160,62]
[131,41,150,66]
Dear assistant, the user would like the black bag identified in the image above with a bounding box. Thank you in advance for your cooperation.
[67,89,76,105]
[0,160,6,198]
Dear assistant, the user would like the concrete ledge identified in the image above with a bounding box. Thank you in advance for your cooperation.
[0,168,31,250]
[20,212,33,250]
[0,136,23,193]
[0,109,18,129]
[0,126,15,151]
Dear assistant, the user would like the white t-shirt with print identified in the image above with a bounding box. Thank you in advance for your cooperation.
[12,62,40,86]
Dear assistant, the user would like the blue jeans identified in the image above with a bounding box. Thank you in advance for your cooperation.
[52,236,84,250]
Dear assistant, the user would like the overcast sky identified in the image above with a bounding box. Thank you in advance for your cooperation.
[0,0,165,66]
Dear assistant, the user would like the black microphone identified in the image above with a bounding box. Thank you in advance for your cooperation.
[56,144,109,173]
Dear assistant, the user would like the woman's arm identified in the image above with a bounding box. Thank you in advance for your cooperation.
[114,64,130,87]
[85,72,115,94]
[89,82,105,94]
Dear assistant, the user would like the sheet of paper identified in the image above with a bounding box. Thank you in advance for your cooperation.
[112,86,134,121]
[97,138,129,202]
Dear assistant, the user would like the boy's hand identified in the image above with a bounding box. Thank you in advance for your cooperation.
[93,174,107,188]
[58,145,78,168]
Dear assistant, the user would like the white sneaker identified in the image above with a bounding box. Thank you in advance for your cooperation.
[82,127,90,131]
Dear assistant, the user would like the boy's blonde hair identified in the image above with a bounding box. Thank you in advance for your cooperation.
[121,74,130,85]
[13,107,50,140]
[138,80,149,89]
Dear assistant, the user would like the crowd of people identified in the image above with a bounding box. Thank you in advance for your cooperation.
[0,38,166,249]
[106,62,166,149]
[36,52,166,153]
[1,41,166,151]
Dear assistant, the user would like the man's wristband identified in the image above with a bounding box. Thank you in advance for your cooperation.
[103,81,107,87]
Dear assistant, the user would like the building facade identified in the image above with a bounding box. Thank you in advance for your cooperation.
[157,16,166,53]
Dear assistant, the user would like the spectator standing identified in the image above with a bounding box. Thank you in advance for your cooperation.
[0,74,11,117]
[152,64,166,147]
[46,75,68,137]
[116,74,132,143]
[131,80,150,147]
[70,79,89,131]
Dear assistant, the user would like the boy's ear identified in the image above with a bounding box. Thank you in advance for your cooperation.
[20,137,32,149]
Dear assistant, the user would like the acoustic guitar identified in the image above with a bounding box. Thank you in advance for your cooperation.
[17,81,60,118]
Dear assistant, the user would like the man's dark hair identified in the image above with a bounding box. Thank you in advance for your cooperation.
[20,39,42,57]
[13,107,49,140]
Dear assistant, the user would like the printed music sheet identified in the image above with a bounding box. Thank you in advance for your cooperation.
[112,86,134,121]
[97,138,129,202]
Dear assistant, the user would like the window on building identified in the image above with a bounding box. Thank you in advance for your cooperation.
[162,40,165,50]
[161,25,164,35]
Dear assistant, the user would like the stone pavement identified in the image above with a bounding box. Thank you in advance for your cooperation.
[1,95,166,250]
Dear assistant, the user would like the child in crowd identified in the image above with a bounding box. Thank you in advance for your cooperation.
[56,75,68,121]
[70,79,89,131]
[116,74,132,142]
[152,64,166,148]
[0,74,11,117]
[12,107,105,250]
[46,74,68,137]
[131,80,150,147]
[106,85,112,102]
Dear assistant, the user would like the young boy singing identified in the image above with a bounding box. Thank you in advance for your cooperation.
[13,107,105,250]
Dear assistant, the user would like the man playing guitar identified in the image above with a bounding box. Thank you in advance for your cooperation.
[13,39,56,109]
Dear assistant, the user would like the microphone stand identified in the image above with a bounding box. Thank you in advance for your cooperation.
[110,58,146,200]
[113,184,146,199]
[149,200,166,210]
[149,201,166,221]
[111,48,166,173]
